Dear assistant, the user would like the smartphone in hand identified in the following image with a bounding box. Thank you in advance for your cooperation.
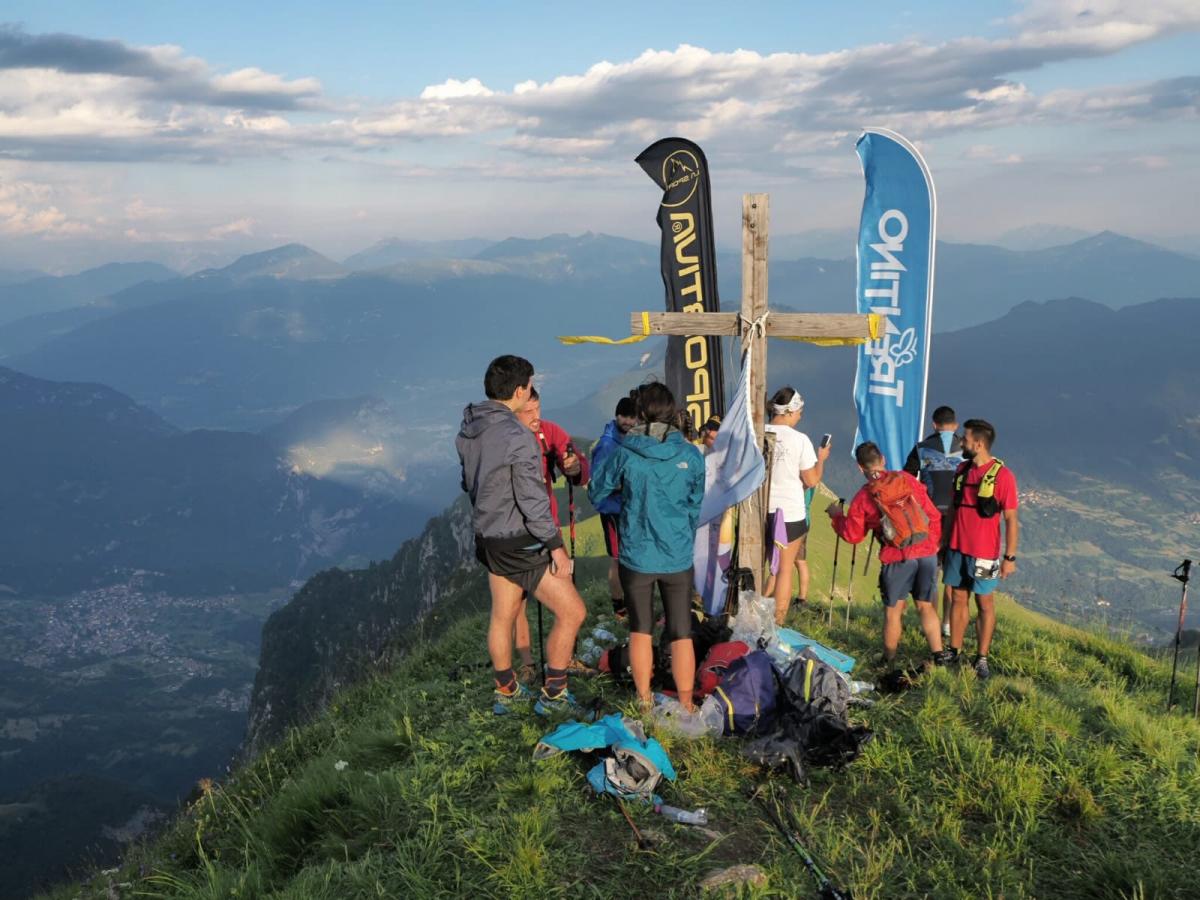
[820,433,832,449]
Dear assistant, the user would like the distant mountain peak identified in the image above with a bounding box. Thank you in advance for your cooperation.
[200,244,346,283]
[993,223,1093,252]
[1056,231,1165,255]
[341,237,494,271]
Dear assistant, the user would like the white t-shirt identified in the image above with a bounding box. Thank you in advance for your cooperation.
[765,425,818,522]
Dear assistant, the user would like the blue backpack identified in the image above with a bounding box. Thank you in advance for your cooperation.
[711,650,778,736]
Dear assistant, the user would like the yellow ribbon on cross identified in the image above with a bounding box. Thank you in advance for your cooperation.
[777,313,883,346]
[558,311,652,346]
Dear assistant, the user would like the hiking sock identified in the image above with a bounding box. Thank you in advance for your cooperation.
[543,667,568,698]
[494,668,518,694]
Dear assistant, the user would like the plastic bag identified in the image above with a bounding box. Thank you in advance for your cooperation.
[651,693,724,739]
[729,591,776,651]
[578,638,603,666]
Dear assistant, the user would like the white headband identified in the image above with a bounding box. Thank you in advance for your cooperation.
[772,393,804,416]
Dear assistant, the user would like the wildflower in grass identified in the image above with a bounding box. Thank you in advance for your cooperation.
[334,759,348,772]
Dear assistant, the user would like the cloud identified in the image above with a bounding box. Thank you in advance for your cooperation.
[124,197,169,220]
[420,77,493,100]
[0,25,321,110]
[0,178,89,235]
[963,144,1024,164]
[207,217,255,238]
[1133,154,1170,170]
[0,2,1195,187]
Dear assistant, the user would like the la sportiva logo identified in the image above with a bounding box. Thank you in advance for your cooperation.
[660,149,701,208]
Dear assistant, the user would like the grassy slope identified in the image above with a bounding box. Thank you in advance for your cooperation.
[50,504,1200,899]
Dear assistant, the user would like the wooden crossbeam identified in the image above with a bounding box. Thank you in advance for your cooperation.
[631,311,872,340]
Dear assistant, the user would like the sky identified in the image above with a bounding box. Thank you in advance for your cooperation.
[0,0,1197,271]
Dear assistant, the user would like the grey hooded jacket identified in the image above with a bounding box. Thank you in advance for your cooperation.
[456,400,563,552]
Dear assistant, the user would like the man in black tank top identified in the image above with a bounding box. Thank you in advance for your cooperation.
[904,405,963,636]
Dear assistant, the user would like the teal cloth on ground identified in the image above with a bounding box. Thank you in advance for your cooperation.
[774,627,856,673]
[533,713,676,801]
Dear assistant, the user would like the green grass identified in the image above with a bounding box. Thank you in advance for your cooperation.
[49,507,1200,899]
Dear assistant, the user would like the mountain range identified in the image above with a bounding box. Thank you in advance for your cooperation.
[0,367,433,594]
[1,230,1197,440]
[0,261,175,327]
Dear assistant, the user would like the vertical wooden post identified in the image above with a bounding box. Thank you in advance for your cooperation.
[737,193,769,589]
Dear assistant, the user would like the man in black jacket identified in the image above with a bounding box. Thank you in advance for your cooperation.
[457,355,587,716]
[904,405,963,636]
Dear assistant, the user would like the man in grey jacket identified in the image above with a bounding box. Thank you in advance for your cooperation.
[457,355,587,715]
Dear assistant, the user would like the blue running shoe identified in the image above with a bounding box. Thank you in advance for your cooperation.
[534,687,580,717]
[493,682,534,716]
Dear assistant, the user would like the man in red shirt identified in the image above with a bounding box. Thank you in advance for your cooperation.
[943,418,1020,680]
[518,388,588,522]
[827,442,953,668]
[512,387,589,681]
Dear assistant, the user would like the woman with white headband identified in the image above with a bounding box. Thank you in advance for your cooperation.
[764,386,830,625]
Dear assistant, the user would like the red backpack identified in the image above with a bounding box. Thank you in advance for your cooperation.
[697,641,750,698]
[866,472,930,549]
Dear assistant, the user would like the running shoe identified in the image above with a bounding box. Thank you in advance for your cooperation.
[492,682,534,716]
[973,655,991,680]
[534,687,581,717]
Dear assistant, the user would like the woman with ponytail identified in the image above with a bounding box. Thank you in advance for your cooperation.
[764,386,830,625]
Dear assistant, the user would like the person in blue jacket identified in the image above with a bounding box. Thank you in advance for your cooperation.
[589,396,638,619]
[590,382,705,712]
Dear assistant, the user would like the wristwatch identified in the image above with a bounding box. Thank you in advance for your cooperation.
[1003,555,1017,562]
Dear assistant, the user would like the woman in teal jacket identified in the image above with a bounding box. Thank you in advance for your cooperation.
[589,383,705,711]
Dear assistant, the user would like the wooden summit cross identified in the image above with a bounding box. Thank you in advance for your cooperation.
[628,194,874,588]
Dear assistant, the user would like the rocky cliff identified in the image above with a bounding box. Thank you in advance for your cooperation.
[243,496,477,755]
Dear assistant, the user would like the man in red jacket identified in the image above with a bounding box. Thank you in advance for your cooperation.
[826,441,954,668]
[512,387,589,681]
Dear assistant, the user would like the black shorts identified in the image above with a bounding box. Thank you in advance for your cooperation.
[600,513,620,558]
[766,513,809,560]
[475,537,549,595]
[618,565,694,642]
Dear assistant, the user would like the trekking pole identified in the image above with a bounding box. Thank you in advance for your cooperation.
[828,499,845,627]
[754,785,852,900]
[1167,559,1191,711]
[615,797,651,850]
[1193,627,1200,718]
[536,594,546,687]
[566,442,578,583]
[863,533,875,577]
[845,540,858,628]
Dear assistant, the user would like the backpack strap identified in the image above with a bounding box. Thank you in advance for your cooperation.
[978,459,1005,500]
[953,461,970,508]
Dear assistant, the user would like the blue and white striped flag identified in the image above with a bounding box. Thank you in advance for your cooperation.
[693,350,764,614]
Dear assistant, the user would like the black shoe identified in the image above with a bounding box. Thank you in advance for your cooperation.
[932,650,956,667]
[611,597,627,621]
[789,596,807,611]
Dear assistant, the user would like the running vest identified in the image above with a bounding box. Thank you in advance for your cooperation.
[954,458,1005,519]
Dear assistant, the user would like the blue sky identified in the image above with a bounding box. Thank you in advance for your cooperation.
[0,1,1197,270]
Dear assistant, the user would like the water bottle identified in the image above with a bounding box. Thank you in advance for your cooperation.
[656,804,708,825]
[849,679,875,694]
